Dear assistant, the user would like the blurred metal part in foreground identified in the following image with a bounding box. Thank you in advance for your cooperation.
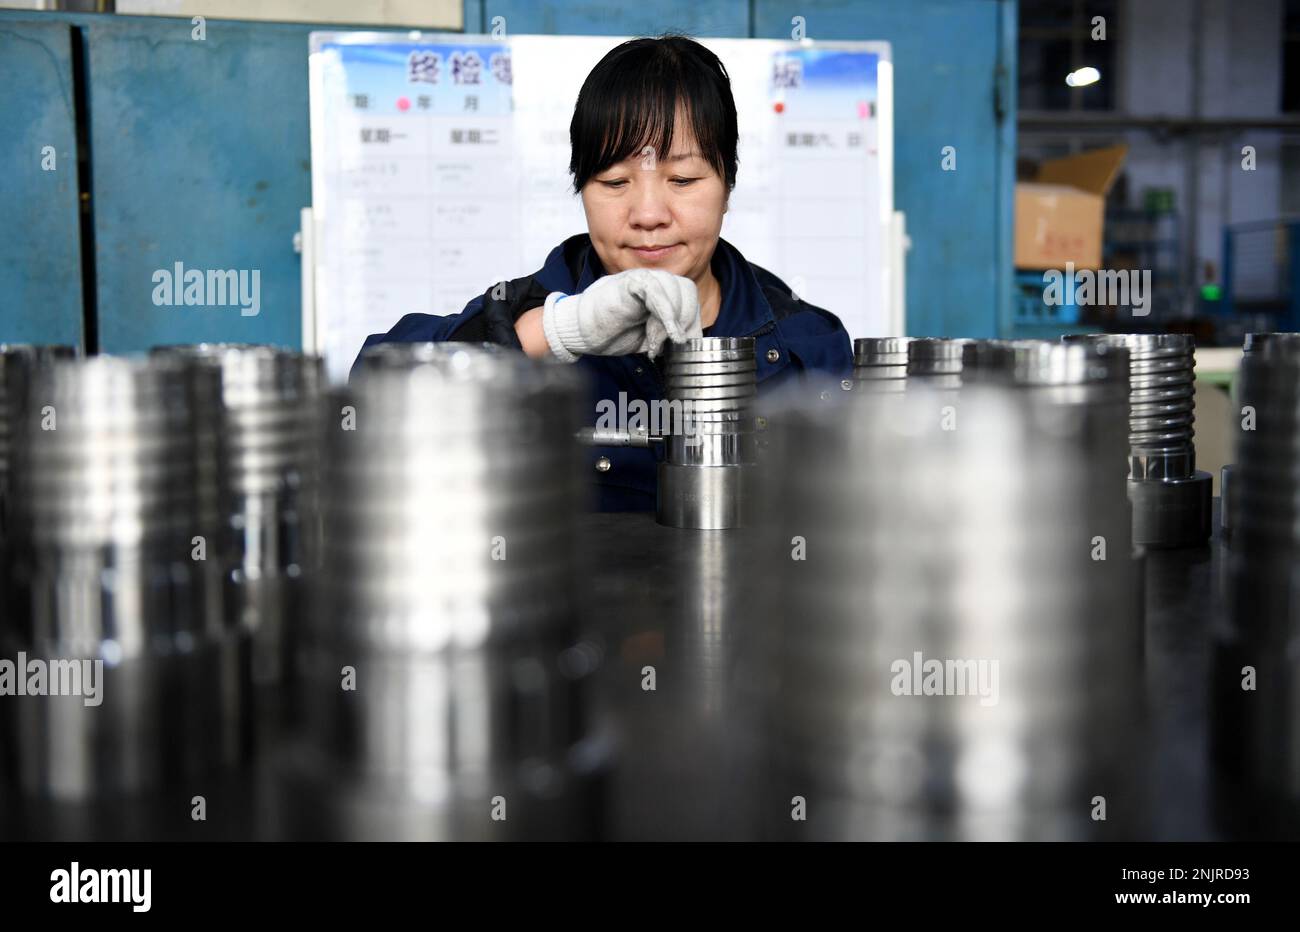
[1215,336,1300,826]
[151,344,324,693]
[656,337,757,529]
[288,343,604,840]
[1220,332,1300,537]
[741,379,1144,840]
[2,355,249,821]
[0,345,76,547]
[1064,333,1211,548]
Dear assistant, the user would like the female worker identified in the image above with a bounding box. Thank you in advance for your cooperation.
[356,34,854,511]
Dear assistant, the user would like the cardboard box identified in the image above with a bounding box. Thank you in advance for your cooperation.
[1014,145,1127,271]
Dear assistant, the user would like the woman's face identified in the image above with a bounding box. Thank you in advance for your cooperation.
[580,123,727,286]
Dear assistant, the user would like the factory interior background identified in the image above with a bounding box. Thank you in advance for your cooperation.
[0,0,1298,878]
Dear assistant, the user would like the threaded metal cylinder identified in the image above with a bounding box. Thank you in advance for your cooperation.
[852,337,910,390]
[2,355,246,809]
[1065,333,1196,480]
[0,346,76,545]
[288,344,601,840]
[656,338,757,529]
[1064,333,1209,548]
[150,344,324,692]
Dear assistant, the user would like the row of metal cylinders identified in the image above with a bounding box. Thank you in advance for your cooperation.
[0,341,598,839]
[2,332,1297,838]
[0,345,322,810]
[855,335,1196,473]
[851,334,1210,548]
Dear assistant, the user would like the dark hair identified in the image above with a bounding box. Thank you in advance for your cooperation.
[569,35,739,193]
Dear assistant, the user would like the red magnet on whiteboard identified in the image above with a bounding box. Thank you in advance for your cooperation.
[857,100,870,118]
[773,101,784,114]
[397,96,411,111]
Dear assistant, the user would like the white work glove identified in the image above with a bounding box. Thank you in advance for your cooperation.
[541,268,702,363]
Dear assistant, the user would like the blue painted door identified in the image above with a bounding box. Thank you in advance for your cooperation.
[0,19,85,348]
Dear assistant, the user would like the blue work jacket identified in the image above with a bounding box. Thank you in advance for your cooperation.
[355,233,853,511]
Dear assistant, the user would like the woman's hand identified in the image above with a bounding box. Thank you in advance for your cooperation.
[538,269,702,363]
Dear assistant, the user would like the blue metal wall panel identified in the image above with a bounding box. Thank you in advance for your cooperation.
[0,20,84,347]
[753,0,1014,338]
[3,5,1013,348]
[463,0,749,37]
[82,15,315,352]
[466,0,1017,338]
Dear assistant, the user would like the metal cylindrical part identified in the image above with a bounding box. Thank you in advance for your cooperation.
[1241,331,1300,355]
[907,337,971,389]
[655,337,757,529]
[1064,334,1195,479]
[289,344,601,840]
[356,339,513,371]
[0,346,76,545]
[1218,336,1300,809]
[852,336,910,390]
[1222,334,1300,536]
[1064,333,1211,547]
[741,382,1143,840]
[963,338,1130,397]
[3,355,247,807]
[151,344,324,692]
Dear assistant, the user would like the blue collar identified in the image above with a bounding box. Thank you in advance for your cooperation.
[571,236,778,339]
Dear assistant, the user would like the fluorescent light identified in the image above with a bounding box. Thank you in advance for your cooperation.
[1065,67,1101,88]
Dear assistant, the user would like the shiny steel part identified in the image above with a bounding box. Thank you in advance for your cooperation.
[1063,333,1195,478]
[0,346,76,545]
[1220,463,1235,535]
[962,338,1131,405]
[743,383,1142,840]
[655,337,757,529]
[1219,337,1300,809]
[576,425,657,447]
[907,337,971,390]
[960,338,1135,569]
[356,339,512,373]
[3,355,248,804]
[1064,333,1211,548]
[1222,333,1300,535]
[852,336,911,391]
[290,344,601,840]
[1241,332,1300,355]
[151,345,324,690]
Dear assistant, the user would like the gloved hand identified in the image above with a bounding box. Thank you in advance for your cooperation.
[541,268,702,363]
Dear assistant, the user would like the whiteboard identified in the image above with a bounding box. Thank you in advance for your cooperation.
[307,31,894,382]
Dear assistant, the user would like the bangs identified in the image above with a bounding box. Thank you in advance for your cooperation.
[569,36,738,193]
